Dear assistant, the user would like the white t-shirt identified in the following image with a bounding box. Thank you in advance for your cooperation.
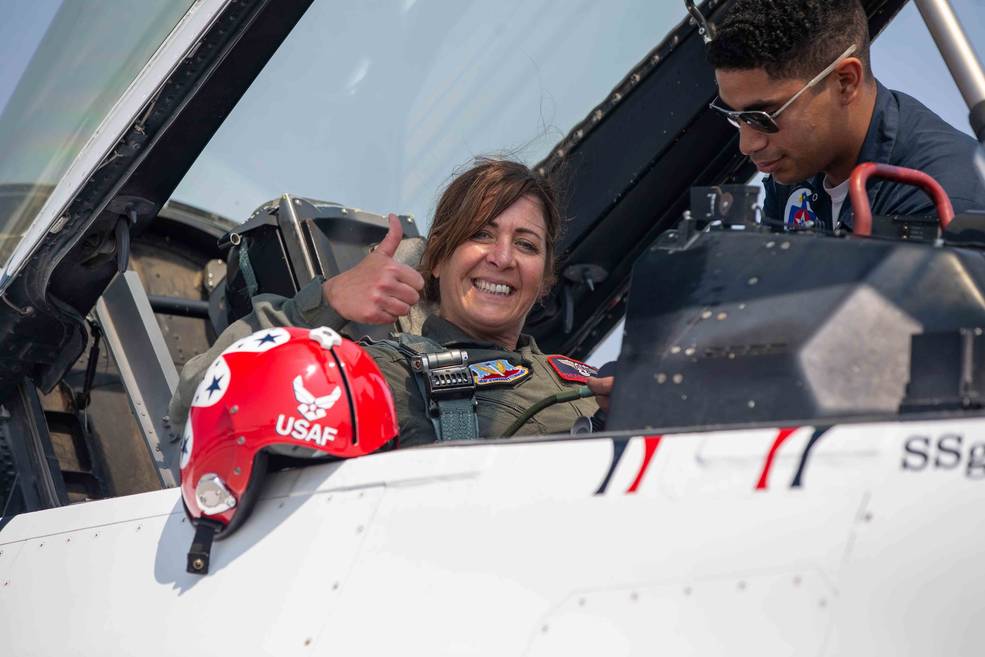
[824,176,850,229]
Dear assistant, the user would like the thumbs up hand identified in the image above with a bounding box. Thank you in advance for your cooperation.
[322,214,426,324]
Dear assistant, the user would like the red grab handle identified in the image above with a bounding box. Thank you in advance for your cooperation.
[848,162,955,236]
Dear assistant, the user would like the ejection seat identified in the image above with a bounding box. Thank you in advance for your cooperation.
[213,193,435,340]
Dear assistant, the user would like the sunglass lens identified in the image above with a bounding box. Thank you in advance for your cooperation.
[742,113,779,133]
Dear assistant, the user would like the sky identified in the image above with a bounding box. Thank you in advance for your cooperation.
[0,0,59,115]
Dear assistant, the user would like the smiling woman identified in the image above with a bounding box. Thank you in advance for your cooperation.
[422,159,560,350]
[171,158,607,447]
[434,196,546,349]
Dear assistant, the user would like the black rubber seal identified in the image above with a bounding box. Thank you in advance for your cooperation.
[971,99,985,143]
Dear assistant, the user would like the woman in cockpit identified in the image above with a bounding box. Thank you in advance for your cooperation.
[170,158,611,446]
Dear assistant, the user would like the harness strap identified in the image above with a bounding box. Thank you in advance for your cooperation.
[430,397,479,441]
[365,334,480,442]
[238,243,259,302]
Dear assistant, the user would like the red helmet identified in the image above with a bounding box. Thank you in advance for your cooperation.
[180,326,398,573]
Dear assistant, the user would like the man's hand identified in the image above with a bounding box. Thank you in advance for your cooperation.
[322,214,426,324]
[586,375,614,412]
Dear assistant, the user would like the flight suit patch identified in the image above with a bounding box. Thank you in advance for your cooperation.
[783,186,819,229]
[469,359,530,386]
[547,355,597,383]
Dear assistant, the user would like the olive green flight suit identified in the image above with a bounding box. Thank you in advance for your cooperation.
[170,279,598,447]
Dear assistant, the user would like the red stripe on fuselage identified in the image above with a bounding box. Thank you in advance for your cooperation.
[755,427,798,490]
[626,435,662,494]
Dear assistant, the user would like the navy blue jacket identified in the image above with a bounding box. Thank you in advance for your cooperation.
[763,81,985,230]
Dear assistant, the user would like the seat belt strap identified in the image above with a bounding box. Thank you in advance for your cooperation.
[431,396,479,441]
[238,243,259,301]
[364,334,480,442]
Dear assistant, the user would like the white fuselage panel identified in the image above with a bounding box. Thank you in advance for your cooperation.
[2,418,984,656]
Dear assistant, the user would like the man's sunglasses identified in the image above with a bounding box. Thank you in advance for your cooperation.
[709,44,858,134]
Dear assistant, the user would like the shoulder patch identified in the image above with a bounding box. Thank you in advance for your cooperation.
[783,186,819,228]
[469,359,530,386]
[547,355,598,383]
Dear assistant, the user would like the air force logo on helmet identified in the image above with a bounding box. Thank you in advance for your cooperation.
[273,375,342,447]
[293,375,341,421]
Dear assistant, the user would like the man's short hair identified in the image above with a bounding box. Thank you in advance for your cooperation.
[707,0,872,80]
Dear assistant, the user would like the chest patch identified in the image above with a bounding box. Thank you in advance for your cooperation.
[783,186,819,228]
[469,359,530,386]
[547,355,598,383]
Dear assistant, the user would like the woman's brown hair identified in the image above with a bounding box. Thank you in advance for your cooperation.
[419,158,561,305]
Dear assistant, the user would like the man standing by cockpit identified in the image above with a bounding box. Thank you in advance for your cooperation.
[706,0,985,231]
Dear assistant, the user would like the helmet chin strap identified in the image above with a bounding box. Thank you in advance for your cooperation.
[186,518,224,575]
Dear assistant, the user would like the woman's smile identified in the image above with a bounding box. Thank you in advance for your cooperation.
[472,278,515,297]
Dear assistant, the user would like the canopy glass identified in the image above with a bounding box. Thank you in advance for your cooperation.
[0,0,197,268]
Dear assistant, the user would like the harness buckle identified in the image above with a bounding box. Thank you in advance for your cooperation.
[410,349,476,408]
